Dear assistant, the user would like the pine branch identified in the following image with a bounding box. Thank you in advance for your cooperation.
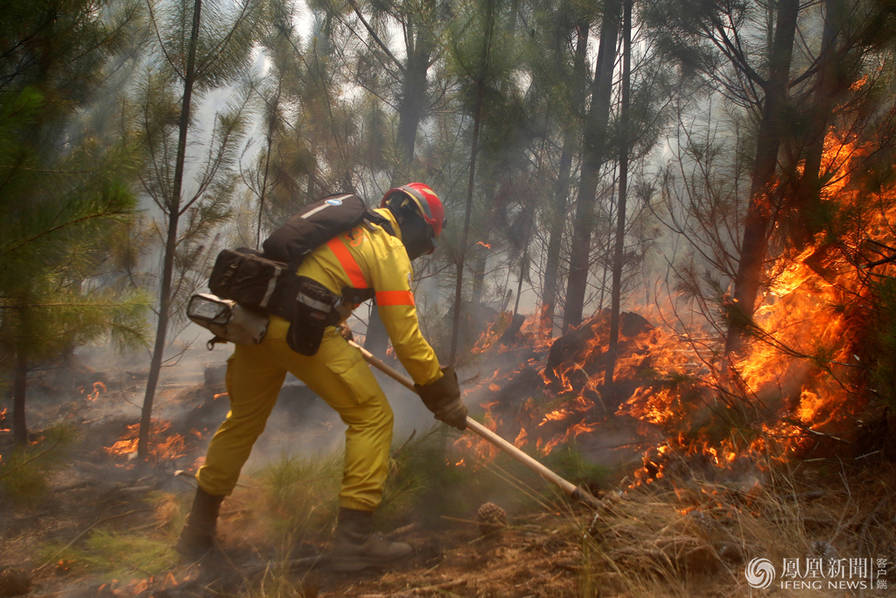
[344,0,406,74]
[0,208,134,257]
[145,0,185,80]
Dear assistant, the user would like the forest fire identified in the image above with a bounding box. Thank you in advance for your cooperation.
[7,1,896,595]
[459,131,893,489]
[104,420,190,464]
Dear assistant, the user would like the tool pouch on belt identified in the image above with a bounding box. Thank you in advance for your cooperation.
[187,293,269,346]
[287,277,340,356]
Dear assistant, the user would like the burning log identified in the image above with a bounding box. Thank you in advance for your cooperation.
[545,310,653,396]
[472,310,670,459]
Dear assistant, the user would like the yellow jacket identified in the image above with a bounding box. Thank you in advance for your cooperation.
[294,208,442,386]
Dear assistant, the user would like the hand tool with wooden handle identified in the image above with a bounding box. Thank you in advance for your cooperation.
[347,340,601,510]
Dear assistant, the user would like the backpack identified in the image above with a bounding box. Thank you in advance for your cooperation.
[205,192,393,319]
[262,193,371,263]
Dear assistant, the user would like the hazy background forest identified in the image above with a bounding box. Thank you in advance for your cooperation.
[2,0,896,596]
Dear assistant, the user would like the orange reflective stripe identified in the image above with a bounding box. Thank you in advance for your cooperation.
[326,237,368,288]
[376,290,415,306]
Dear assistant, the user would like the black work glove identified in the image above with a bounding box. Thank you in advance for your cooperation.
[415,366,467,430]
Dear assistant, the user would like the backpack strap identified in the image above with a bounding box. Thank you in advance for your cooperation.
[362,209,395,237]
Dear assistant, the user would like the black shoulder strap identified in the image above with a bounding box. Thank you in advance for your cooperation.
[362,209,395,237]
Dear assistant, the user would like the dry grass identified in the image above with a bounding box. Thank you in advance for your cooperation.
[580,456,895,597]
[34,437,887,597]
[195,438,896,597]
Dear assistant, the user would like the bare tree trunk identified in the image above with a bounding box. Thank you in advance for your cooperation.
[471,251,487,304]
[470,180,498,305]
[541,20,589,335]
[725,0,798,354]
[256,78,282,250]
[366,7,435,359]
[791,0,842,248]
[13,347,28,446]
[563,0,621,331]
[512,246,529,318]
[449,0,495,363]
[605,0,632,385]
[138,0,202,458]
[394,20,433,174]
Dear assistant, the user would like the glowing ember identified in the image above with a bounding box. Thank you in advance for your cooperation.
[85,381,106,402]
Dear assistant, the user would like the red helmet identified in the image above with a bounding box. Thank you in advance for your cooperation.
[380,182,445,238]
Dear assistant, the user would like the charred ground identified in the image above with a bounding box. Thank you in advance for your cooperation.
[1,309,895,597]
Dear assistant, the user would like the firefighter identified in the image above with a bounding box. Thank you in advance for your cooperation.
[177,183,467,572]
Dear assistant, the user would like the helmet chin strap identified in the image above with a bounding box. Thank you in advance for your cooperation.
[398,211,435,260]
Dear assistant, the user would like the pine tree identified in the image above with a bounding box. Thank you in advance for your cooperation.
[531,0,594,334]
[447,0,499,362]
[0,0,149,444]
[563,0,621,331]
[605,0,632,383]
[137,0,268,458]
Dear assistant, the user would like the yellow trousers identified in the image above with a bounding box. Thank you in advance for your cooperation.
[196,316,393,512]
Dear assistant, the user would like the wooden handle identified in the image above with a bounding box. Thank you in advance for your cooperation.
[348,339,415,390]
[349,339,601,510]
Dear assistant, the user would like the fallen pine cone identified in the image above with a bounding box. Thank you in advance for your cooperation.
[477,502,507,537]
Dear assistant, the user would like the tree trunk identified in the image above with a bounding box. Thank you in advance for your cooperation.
[13,347,28,446]
[563,0,621,331]
[725,0,799,354]
[256,78,282,250]
[541,20,589,336]
[394,20,433,174]
[449,0,495,363]
[366,12,435,360]
[471,242,488,305]
[791,0,842,248]
[512,250,526,318]
[605,0,632,385]
[138,0,202,458]
[470,179,497,305]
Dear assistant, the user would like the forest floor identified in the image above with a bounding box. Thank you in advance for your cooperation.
[1,353,895,597]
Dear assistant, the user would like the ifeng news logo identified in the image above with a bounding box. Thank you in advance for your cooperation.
[745,556,890,591]
[745,558,776,590]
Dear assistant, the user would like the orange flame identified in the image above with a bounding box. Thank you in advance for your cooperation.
[85,381,106,402]
[452,131,892,485]
[104,420,188,465]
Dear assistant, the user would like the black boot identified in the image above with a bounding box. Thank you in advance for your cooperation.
[176,486,225,561]
[329,508,413,572]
